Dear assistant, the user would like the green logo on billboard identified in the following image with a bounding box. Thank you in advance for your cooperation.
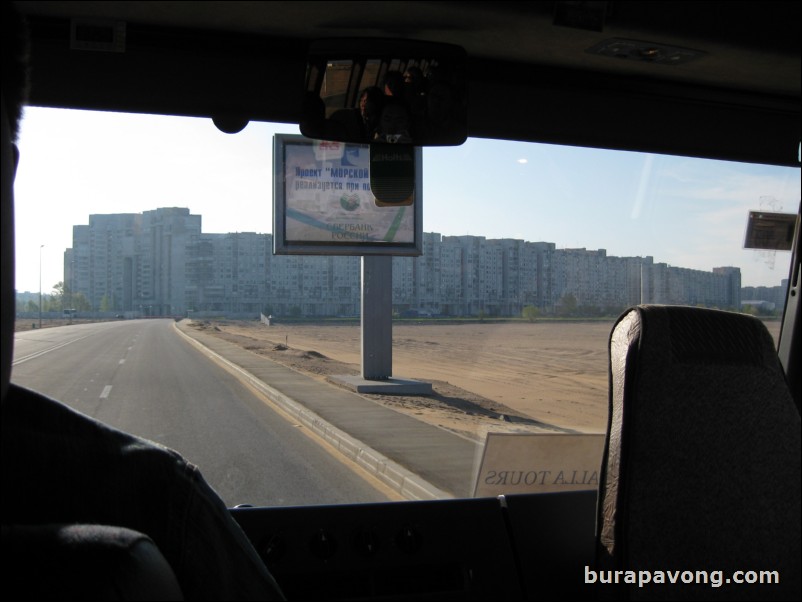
[340,193,360,211]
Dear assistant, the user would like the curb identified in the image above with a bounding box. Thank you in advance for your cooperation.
[174,322,452,501]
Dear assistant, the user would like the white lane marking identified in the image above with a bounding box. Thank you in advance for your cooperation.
[12,334,95,365]
[119,359,126,364]
[100,385,113,399]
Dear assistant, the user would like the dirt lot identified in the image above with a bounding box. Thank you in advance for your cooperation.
[186,319,619,441]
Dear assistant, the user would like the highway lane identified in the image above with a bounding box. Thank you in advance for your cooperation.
[11,319,393,507]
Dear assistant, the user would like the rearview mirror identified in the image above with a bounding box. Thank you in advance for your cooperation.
[301,39,468,147]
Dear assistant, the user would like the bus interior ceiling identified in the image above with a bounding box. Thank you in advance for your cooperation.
[16,1,801,167]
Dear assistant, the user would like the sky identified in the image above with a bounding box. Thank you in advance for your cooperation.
[13,106,801,294]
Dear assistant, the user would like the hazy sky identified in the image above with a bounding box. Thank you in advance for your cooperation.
[13,106,800,294]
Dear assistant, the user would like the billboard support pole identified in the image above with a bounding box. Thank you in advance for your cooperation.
[361,255,392,379]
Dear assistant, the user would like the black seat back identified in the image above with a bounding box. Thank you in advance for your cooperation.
[598,305,801,600]
[2,524,183,600]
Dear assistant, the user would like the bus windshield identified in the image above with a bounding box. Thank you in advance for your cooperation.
[11,107,799,506]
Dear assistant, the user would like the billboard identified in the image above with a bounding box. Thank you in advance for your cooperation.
[273,135,422,256]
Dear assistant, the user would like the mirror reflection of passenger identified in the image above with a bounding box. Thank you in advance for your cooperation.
[382,70,405,97]
[373,100,413,144]
[403,66,427,119]
[301,91,347,140]
[403,66,424,89]
[329,86,382,142]
[359,86,383,134]
[416,80,462,144]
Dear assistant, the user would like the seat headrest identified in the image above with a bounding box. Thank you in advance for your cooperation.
[598,305,801,599]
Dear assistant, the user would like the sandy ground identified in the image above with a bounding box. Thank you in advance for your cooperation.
[188,319,617,440]
[20,317,781,443]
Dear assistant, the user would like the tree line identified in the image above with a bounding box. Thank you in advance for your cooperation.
[16,281,92,313]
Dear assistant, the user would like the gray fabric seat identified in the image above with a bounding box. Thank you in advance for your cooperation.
[598,305,801,600]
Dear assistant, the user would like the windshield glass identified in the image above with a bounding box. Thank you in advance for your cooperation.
[11,107,799,506]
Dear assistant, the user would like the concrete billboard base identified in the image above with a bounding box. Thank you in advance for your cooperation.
[330,375,433,395]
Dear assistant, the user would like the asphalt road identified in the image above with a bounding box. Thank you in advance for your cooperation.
[11,319,392,507]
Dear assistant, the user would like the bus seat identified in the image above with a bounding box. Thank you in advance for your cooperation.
[2,524,183,600]
[597,305,801,600]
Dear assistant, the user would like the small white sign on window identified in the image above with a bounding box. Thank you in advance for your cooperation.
[473,433,606,497]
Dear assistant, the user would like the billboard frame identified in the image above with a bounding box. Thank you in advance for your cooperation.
[273,134,423,256]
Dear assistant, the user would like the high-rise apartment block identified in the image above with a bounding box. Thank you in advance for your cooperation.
[64,208,742,317]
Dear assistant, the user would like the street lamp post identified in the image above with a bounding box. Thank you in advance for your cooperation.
[39,244,44,329]
[69,259,74,323]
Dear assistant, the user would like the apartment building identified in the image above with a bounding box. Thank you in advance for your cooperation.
[67,208,201,315]
[65,208,743,317]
